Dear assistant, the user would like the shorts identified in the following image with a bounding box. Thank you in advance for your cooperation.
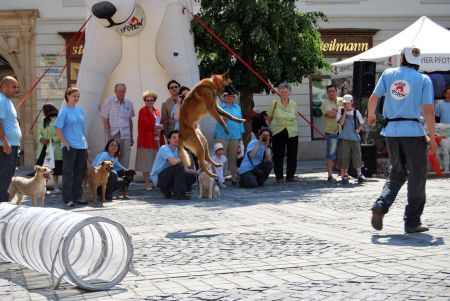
[325,133,339,160]
[339,139,363,169]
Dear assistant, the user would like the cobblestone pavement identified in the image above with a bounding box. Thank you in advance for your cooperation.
[1,162,449,300]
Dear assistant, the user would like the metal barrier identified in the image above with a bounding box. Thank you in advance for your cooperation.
[0,203,133,291]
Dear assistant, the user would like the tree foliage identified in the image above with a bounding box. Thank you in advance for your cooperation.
[192,0,328,142]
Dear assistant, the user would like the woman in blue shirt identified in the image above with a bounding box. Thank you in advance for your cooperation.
[55,87,88,207]
[92,139,126,200]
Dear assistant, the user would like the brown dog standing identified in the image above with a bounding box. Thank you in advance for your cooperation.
[178,71,245,177]
[8,165,52,207]
[85,160,113,205]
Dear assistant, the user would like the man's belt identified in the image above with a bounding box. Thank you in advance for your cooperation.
[382,117,420,128]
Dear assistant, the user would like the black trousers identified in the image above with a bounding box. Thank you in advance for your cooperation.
[157,163,196,195]
[372,137,428,228]
[271,128,298,180]
[239,160,274,188]
[97,170,124,199]
[0,146,18,202]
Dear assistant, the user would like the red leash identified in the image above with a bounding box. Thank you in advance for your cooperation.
[16,15,92,110]
[182,6,325,138]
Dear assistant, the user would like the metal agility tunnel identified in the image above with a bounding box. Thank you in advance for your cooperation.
[0,203,133,291]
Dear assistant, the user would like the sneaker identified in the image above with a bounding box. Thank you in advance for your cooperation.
[161,190,172,199]
[357,175,367,183]
[276,178,285,183]
[405,224,429,234]
[286,177,298,182]
[371,207,384,231]
[218,182,226,188]
[342,175,349,184]
[53,188,62,194]
[327,176,337,182]
[66,201,74,207]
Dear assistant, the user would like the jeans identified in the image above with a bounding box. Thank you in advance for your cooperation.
[239,160,273,188]
[272,128,298,180]
[157,163,196,196]
[372,137,428,228]
[0,146,18,202]
[62,147,87,204]
[325,133,339,160]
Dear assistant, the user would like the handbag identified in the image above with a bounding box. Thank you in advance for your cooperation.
[44,140,55,169]
[248,149,266,177]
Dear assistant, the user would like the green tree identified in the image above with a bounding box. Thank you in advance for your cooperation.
[192,0,328,143]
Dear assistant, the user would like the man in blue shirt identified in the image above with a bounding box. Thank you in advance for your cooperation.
[0,76,21,203]
[367,45,437,234]
[435,86,450,124]
[150,130,196,200]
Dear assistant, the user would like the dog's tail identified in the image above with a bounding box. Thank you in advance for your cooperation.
[178,138,192,168]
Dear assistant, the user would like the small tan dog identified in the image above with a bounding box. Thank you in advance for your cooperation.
[178,71,245,177]
[9,165,52,207]
[84,160,114,205]
[198,171,220,199]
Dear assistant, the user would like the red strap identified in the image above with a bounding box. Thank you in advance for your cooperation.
[183,7,325,138]
[16,15,91,110]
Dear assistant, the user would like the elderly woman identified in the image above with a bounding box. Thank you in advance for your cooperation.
[267,83,299,183]
[135,90,163,190]
[36,103,62,192]
[54,87,88,207]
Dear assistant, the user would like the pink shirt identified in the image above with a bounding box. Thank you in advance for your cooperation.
[101,96,135,139]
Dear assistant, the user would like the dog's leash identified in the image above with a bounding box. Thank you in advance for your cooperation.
[182,6,325,138]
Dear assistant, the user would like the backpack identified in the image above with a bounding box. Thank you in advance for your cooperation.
[339,108,360,133]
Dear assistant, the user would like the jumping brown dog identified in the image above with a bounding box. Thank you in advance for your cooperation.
[178,71,245,177]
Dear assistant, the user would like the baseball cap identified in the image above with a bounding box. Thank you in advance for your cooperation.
[401,45,422,66]
[342,94,353,103]
[213,142,224,152]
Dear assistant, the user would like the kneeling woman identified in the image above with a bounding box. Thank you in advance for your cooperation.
[238,128,274,188]
[92,139,126,200]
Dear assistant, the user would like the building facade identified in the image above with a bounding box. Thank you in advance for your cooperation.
[1,0,450,164]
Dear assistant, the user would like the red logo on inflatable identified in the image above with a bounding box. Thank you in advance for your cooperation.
[129,16,142,26]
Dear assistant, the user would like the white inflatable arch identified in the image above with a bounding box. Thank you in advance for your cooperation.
[77,0,215,167]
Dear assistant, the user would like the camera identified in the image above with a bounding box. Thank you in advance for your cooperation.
[261,136,267,142]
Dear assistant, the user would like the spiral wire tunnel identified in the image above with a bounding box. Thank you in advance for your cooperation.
[0,203,133,291]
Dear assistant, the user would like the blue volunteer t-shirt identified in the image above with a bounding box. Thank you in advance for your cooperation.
[435,100,450,124]
[373,66,433,137]
[239,139,270,174]
[150,144,179,185]
[214,103,244,139]
[54,106,88,149]
[92,151,124,171]
[0,92,22,147]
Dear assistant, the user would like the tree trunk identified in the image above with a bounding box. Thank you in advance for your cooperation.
[240,90,254,147]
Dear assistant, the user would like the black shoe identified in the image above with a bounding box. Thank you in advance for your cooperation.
[73,199,88,205]
[371,207,384,231]
[172,193,190,200]
[161,190,172,199]
[405,224,429,234]
[286,177,298,182]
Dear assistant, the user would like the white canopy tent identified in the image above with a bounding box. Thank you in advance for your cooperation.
[331,16,450,78]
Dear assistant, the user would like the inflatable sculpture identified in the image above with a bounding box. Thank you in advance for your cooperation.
[77,0,212,166]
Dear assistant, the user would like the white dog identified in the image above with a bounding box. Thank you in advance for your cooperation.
[9,165,52,207]
[198,171,220,199]
[437,137,450,173]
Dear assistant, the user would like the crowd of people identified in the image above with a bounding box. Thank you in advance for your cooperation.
[0,44,448,233]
